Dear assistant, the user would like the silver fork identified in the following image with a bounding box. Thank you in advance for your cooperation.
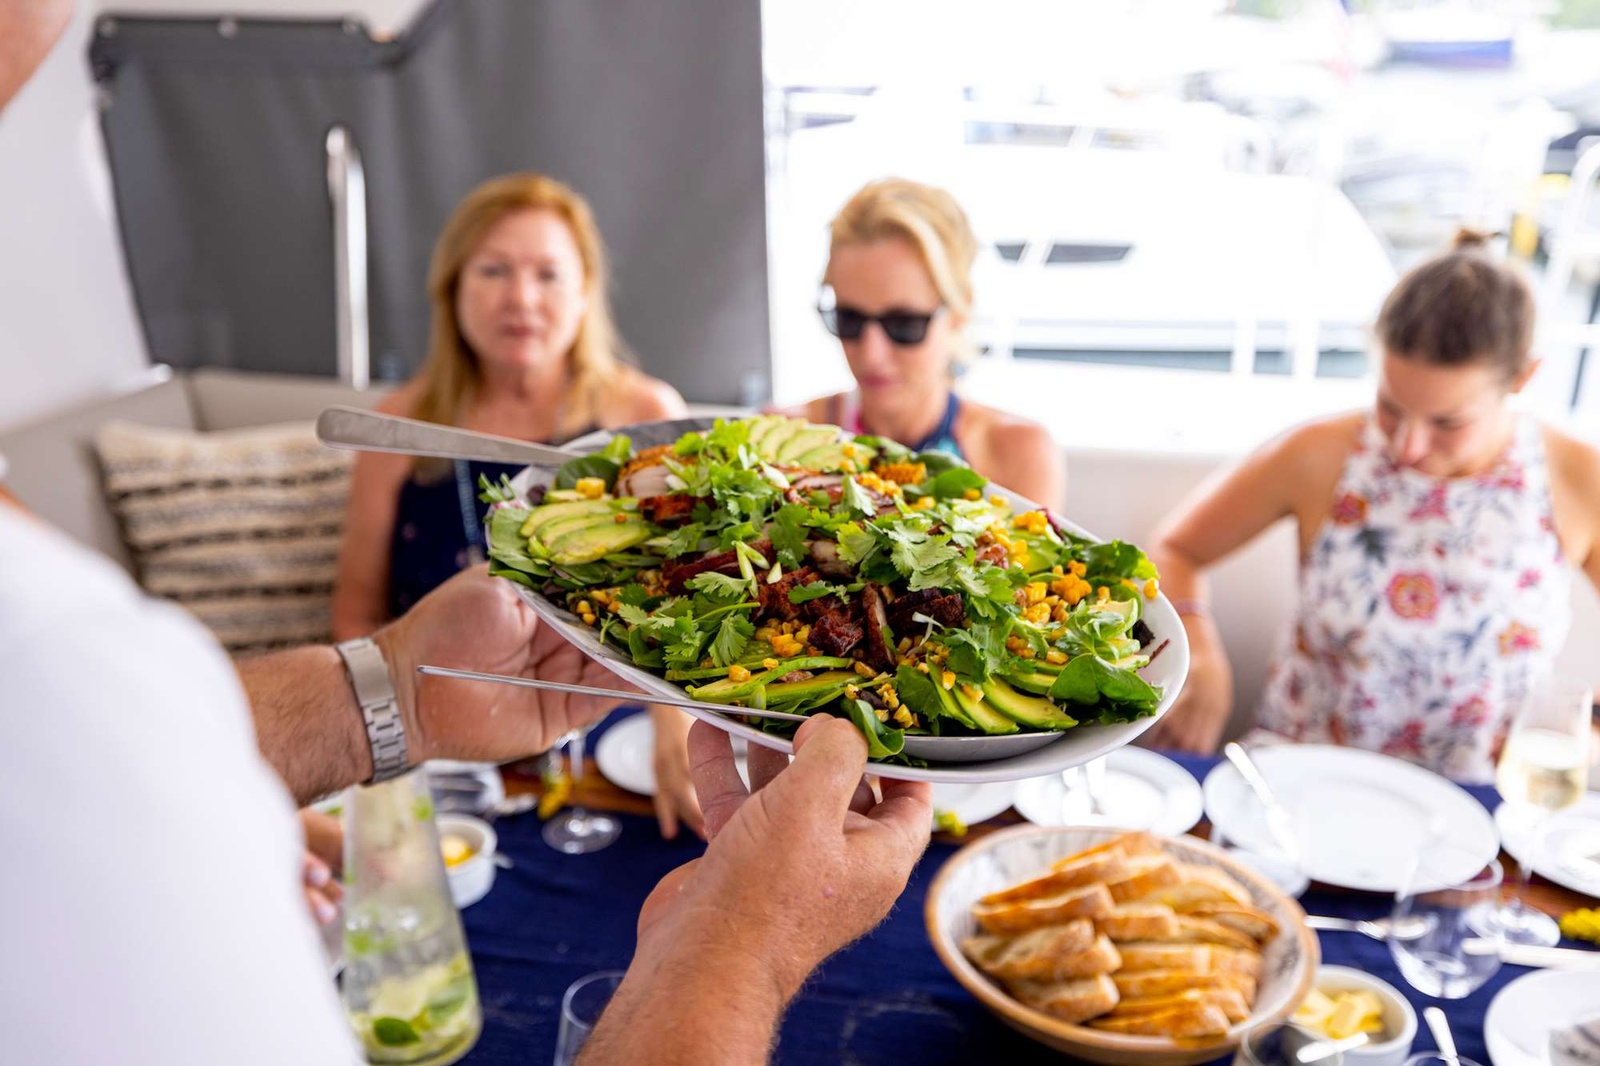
[1305,914,1431,941]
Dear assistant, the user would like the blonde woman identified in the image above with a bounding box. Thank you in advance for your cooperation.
[331,173,702,838]
[788,178,1065,511]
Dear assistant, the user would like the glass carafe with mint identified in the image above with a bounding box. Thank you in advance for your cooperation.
[340,769,481,1065]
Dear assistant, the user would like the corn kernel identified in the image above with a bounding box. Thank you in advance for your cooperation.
[1045,649,1068,665]
[727,664,752,683]
[962,488,981,501]
[874,706,890,723]
[989,494,1006,506]
[574,477,606,499]
[892,707,914,728]
[940,669,956,690]
[1144,578,1160,599]
[854,661,876,678]
[762,658,780,670]
[1097,586,1110,600]
[1018,647,1036,659]
[959,684,984,703]
[844,684,860,699]
[916,662,931,674]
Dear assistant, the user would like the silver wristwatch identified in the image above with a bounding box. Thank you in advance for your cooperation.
[336,637,409,783]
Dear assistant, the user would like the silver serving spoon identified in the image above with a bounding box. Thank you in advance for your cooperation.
[316,406,586,467]
[416,665,811,724]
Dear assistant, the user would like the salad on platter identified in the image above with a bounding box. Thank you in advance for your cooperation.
[483,415,1170,764]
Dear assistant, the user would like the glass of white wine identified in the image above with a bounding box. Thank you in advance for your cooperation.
[1488,675,1593,947]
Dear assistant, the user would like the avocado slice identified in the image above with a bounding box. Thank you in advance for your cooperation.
[743,415,787,454]
[981,677,1078,730]
[537,511,627,544]
[1001,669,1059,696]
[765,670,859,703]
[776,425,844,463]
[545,518,652,564]
[684,657,857,702]
[951,682,1022,735]
[519,498,632,538]
[752,418,807,462]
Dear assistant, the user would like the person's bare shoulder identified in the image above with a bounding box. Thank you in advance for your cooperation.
[375,378,426,418]
[1543,422,1600,486]
[1268,411,1363,477]
[766,395,838,422]
[959,398,1053,452]
[615,369,689,422]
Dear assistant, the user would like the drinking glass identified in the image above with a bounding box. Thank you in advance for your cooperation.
[1487,675,1593,947]
[1389,858,1502,999]
[541,726,621,854]
[553,970,624,1066]
[1403,1056,1485,1066]
[340,768,481,1065]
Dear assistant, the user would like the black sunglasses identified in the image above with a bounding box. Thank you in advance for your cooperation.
[818,304,943,346]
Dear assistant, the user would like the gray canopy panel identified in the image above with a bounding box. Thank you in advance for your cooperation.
[91,0,771,403]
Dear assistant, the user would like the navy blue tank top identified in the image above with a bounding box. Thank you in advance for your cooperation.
[388,459,527,618]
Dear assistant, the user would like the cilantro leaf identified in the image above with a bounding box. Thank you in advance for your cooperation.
[686,571,751,603]
[617,583,651,607]
[769,503,814,569]
[887,526,961,579]
[940,620,1013,682]
[708,613,755,667]
[842,476,878,517]
[788,580,846,605]
[661,522,706,559]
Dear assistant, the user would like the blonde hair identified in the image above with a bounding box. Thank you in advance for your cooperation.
[824,177,979,367]
[412,173,627,434]
[1376,227,1535,381]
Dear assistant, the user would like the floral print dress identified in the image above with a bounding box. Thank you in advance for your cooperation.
[1255,414,1570,783]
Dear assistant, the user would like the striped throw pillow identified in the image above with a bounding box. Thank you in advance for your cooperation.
[95,420,351,653]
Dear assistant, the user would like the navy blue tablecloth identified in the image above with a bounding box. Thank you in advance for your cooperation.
[459,714,1590,1065]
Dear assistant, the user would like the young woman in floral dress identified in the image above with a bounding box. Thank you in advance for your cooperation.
[1145,231,1600,782]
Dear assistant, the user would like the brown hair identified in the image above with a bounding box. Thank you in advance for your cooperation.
[1375,227,1535,380]
[412,173,628,434]
[824,178,980,367]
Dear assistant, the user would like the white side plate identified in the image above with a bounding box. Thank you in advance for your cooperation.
[1496,792,1600,901]
[1203,744,1499,893]
[1485,969,1600,1066]
[1011,746,1205,836]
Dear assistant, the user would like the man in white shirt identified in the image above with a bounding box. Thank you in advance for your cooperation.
[1,9,933,1065]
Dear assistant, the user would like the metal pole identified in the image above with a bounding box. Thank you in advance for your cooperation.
[325,125,370,389]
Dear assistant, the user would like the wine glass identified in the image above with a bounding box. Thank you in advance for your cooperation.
[1389,857,1502,999]
[542,726,621,854]
[1487,675,1593,947]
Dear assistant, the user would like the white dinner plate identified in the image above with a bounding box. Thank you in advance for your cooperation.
[507,419,1190,785]
[1485,969,1600,1066]
[1496,792,1600,901]
[1010,746,1205,836]
[1203,745,1500,893]
[594,711,1018,829]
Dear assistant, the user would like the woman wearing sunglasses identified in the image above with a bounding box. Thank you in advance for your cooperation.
[790,178,1065,512]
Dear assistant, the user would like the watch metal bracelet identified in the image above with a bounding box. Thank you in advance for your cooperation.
[336,637,409,782]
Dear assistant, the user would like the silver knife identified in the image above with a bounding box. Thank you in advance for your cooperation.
[416,665,811,723]
[1498,943,1600,970]
[1224,741,1304,865]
